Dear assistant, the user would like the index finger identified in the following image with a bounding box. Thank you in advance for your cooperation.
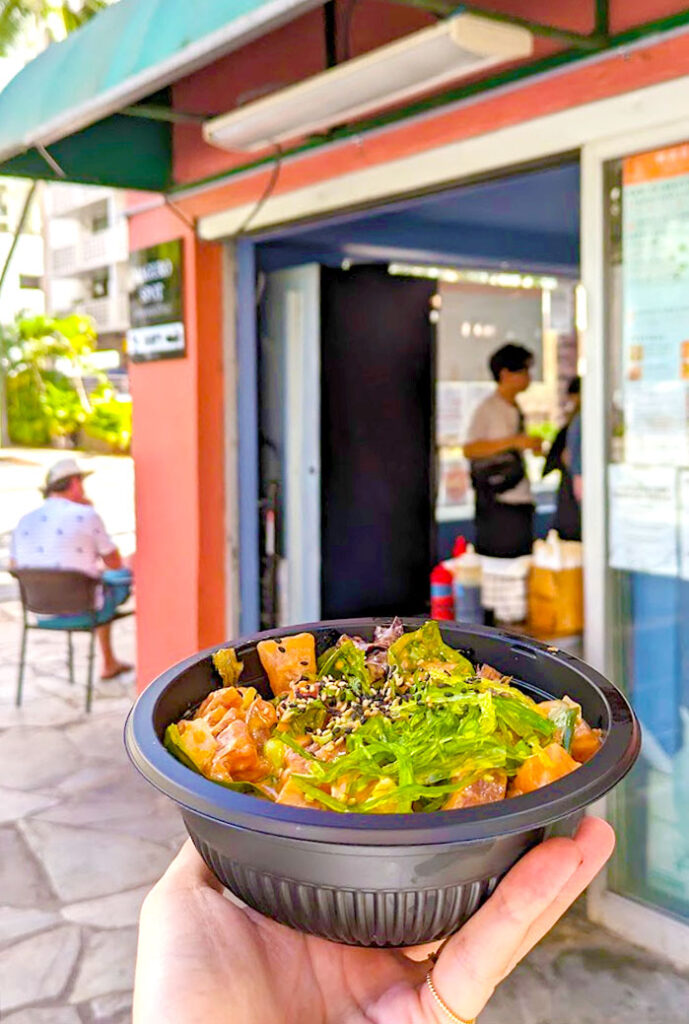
[423,816,614,1022]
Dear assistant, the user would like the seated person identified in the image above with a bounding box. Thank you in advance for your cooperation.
[10,457,133,680]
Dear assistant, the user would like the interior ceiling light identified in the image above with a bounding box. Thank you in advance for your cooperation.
[204,12,533,153]
[387,264,559,290]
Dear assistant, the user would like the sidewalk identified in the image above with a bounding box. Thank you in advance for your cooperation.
[0,602,185,1023]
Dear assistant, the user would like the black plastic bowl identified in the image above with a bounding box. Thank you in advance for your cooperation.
[125,618,640,947]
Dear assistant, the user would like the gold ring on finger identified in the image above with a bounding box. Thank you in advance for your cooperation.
[425,972,476,1024]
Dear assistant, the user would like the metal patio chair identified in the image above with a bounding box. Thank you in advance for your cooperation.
[10,568,133,713]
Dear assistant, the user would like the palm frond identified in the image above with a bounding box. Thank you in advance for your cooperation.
[57,0,108,35]
[0,0,33,57]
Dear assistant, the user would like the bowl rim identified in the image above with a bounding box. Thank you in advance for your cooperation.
[125,618,640,846]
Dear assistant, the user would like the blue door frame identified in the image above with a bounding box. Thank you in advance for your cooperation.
[236,238,261,634]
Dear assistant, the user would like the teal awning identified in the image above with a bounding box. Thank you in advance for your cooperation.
[0,0,323,190]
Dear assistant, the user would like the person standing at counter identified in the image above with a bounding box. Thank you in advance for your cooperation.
[464,344,542,623]
[542,377,582,542]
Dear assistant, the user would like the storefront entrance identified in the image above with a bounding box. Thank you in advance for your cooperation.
[251,159,581,629]
[230,115,689,955]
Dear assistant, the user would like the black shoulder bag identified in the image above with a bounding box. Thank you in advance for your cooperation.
[469,409,526,501]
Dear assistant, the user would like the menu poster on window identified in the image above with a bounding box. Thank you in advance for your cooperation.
[622,145,689,464]
[680,470,689,581]
[608,464,679,577]
[624,380,689,466]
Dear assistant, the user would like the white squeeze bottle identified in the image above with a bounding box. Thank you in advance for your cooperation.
[451,539,483,623]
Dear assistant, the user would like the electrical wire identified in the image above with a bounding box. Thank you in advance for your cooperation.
[235,144,283,235]
[163,194,196,231]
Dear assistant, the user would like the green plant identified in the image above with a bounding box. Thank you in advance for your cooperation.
[5,367,50,445]
[0,0,110,56]
[527,421,559,446]
[0,313,103,447]
[83,394,132,453]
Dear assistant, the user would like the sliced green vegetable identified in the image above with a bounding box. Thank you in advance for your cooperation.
[275,731,324,766]
[388,621,473,675]
[290,776,350,811]
[545,703,580,753]
[280,699,328,734]
[264,736,285,771]
[493,696,557,740]
[164,723,201,773]
[317,639,371,692]
[212,646,244,687]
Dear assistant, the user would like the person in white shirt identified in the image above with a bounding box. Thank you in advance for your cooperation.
[10,457,133,680]
[464,344,543,624]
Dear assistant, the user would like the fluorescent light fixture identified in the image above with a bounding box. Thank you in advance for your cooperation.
[388,263,559,290]
[204,12,533,152]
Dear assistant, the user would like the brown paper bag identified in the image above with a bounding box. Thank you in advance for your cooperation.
[528,566,583,636]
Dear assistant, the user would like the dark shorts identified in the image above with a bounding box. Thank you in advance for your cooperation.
[474,498,534,559]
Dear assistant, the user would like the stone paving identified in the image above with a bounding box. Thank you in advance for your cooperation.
[0,599,186,1023]
[1,594,689,1022]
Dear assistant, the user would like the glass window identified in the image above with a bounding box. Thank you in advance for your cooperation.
[92,212,109,233]
[19,274,42,290]
[604,144,689,919]
[91,273,109,299]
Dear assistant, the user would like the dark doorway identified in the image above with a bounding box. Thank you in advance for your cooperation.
[320,265,435,618]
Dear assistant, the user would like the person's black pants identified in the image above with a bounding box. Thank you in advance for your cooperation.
[475,500,534,626]
[475,500,535,559]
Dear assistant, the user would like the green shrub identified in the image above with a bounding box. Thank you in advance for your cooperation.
[83,395,132,453]
[1,313,131,453]
[6,368,51,446]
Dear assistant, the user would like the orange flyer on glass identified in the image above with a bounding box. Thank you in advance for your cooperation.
[624,144,689,185]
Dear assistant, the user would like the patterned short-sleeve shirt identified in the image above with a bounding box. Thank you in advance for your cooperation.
[10,497,117,578]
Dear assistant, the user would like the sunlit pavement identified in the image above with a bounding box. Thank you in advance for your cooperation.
[0,601,186,1023]
[1,451,688,1022]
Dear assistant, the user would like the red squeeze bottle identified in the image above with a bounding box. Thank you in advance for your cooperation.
[452,535,467,558]
[430,563,454,620]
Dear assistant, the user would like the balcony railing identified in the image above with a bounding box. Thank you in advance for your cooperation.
[49,223,129,276]
[47,184,112,216]
[51,245,77,275]
[78,294,130,333]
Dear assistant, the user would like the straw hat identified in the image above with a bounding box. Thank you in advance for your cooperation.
[44,457,93,492]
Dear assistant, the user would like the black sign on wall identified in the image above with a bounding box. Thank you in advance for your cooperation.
[127,239,185,362]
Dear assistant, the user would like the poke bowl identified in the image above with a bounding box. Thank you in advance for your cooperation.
[124,618,640,947]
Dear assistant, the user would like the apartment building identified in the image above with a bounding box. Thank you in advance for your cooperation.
[0,178,44,323]
[42,183,130,362]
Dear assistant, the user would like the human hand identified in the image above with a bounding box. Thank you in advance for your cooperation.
[517,434,543,455]
[134,817,614,1024]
